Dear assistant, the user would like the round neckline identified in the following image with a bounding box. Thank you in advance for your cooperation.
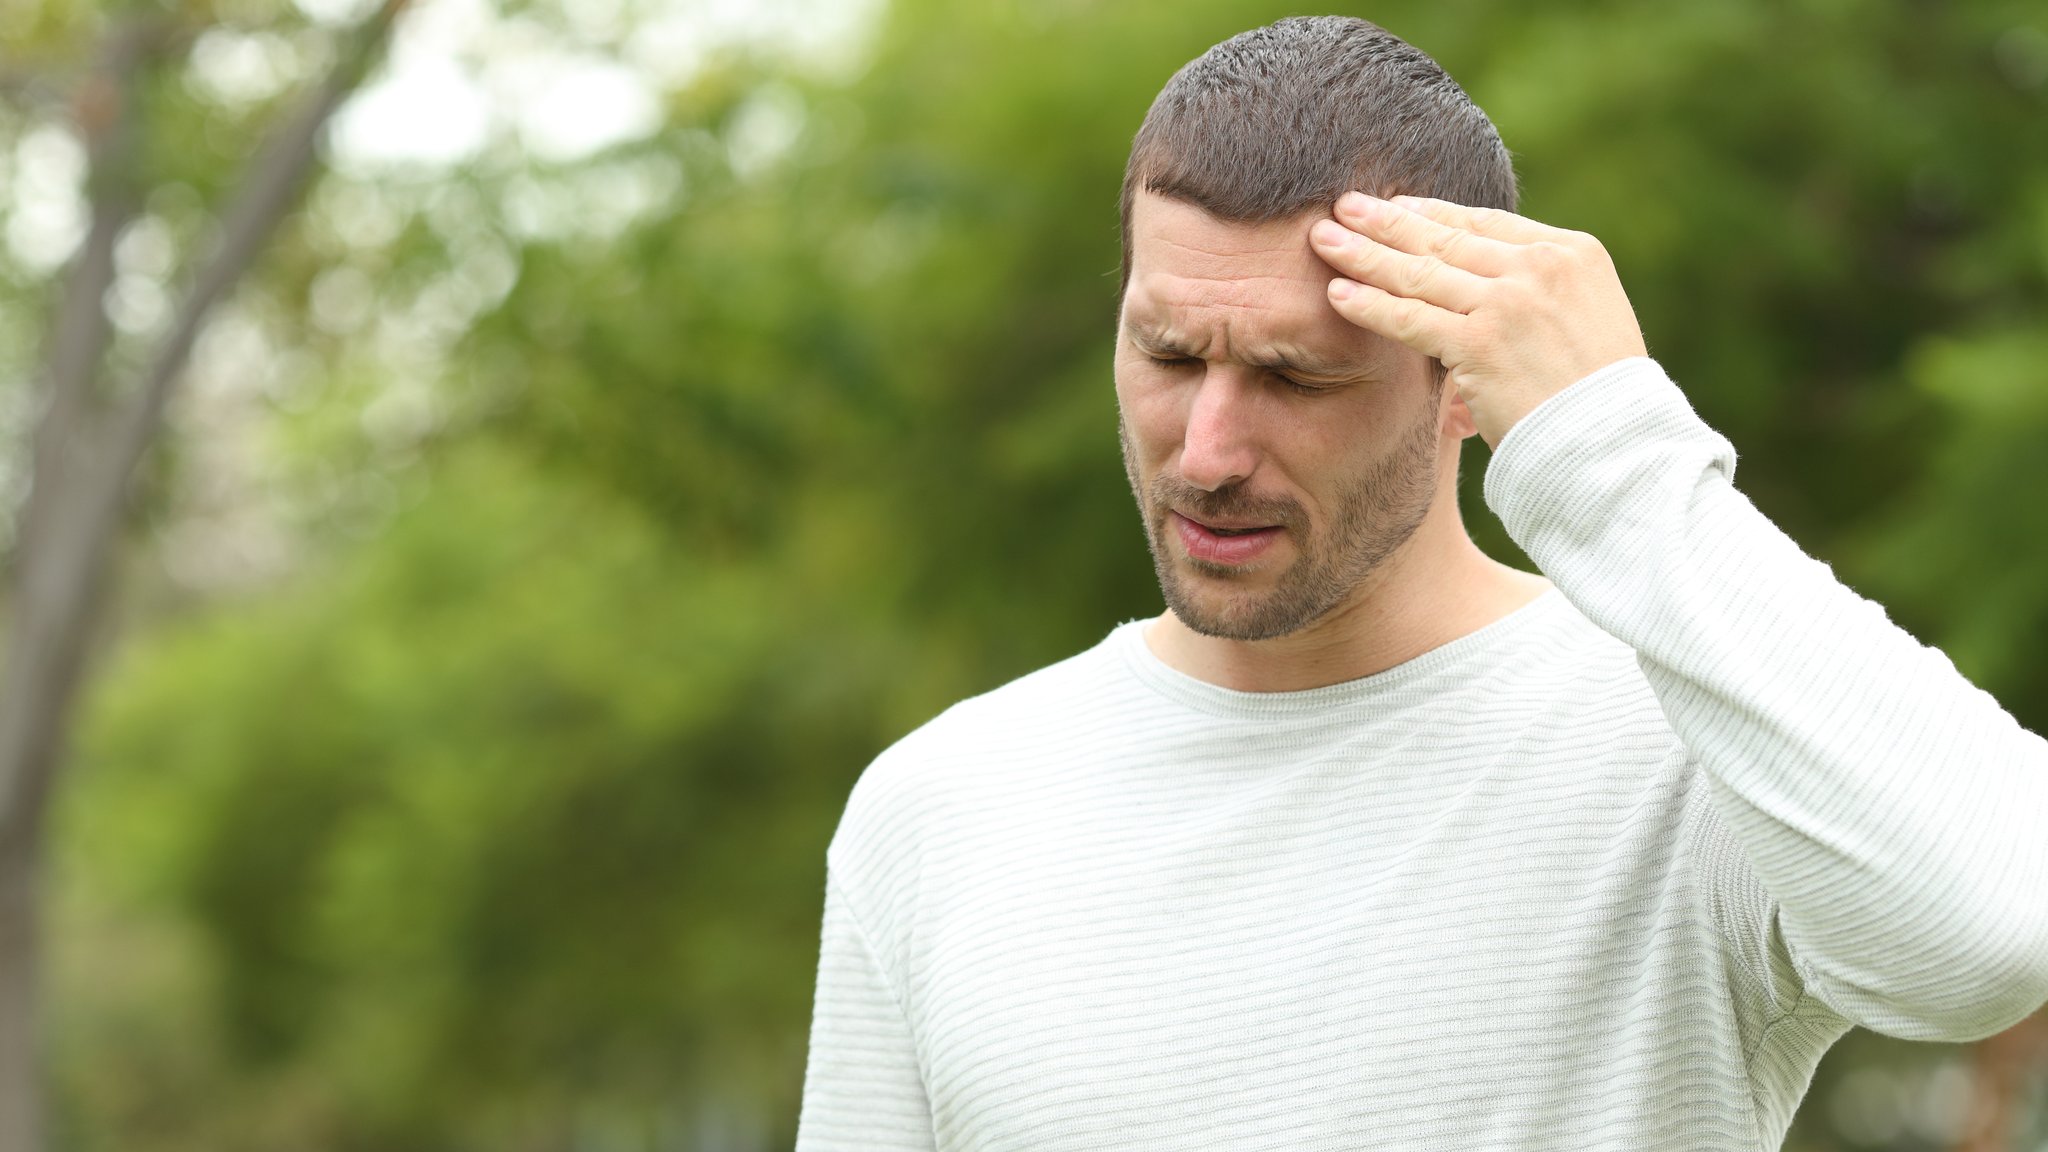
[1113,586,1568,720]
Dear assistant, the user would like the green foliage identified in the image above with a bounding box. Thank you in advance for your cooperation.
[29,0,2048,1147]
[63,447,875,1147]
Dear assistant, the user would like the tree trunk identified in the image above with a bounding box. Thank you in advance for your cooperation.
[0,6,406,1148]
[0,821,46,1152]
[0,434,117,1152]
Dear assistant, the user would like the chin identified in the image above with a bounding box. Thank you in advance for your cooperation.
[1165,581,1315,643]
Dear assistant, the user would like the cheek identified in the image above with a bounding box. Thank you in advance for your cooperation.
[1290,398,1408,499]
[1114,371,1187,461]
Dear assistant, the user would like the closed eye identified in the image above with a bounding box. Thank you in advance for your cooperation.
[1146,354,1331,395]
[1277,373,1332,396]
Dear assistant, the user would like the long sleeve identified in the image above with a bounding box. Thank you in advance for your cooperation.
[796,872,938,1152]
[1485,357,2048,1041]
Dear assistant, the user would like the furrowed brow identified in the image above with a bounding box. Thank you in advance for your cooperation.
[1124,321,1359,380]
[1123,321,1191,355]
[1244,348,1355,380]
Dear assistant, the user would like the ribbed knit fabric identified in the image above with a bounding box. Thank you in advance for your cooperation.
[795,358,2048,1151]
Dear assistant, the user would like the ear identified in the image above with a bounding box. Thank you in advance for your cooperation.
[1440,378,1478,441]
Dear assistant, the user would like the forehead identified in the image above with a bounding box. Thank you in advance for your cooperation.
[1122,192,1403,376]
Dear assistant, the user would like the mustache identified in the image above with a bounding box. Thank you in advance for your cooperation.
[1148,472,1305,530]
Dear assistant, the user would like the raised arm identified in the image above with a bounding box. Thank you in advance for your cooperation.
[1312,195,2048,1038]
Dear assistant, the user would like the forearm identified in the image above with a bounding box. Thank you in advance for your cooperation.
[1487,357,2048,1039]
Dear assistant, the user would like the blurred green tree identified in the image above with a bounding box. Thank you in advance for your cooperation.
[0,2,405,1148]
[25,0,2048,1149]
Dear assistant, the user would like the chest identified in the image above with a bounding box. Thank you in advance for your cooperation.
[903,742,1715,1149]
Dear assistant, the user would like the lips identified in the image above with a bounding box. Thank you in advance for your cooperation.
[1172,511,1283,566]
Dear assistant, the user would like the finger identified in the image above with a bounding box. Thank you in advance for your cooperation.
[1333,192,1516,276]
[1326,276,1456,359]
[1385,195,1561,246]
[1311,218,1487,314]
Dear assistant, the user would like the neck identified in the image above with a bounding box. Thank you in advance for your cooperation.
[1144,484,1550,693]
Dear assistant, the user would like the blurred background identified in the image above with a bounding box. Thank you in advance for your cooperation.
[0,0,2044,1148]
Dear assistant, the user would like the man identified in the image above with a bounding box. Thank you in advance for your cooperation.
[795,16,2048,1151]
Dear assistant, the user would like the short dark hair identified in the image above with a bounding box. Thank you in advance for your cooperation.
[1120,16,1516,290]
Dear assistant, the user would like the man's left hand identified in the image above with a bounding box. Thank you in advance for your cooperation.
[1310,192,1649,448]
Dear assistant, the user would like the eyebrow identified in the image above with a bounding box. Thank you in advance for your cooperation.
[1124,321,1358,380]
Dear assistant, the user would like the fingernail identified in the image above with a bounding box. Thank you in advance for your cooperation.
[1310,219,1348,246]
[1329,278,1356,300]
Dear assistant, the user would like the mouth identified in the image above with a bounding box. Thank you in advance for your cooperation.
[1170,511,1284,566]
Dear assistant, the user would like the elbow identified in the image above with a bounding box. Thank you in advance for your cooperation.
[1952,862,2048,1037]
[1980,904,2048,1035]
[1934,946,2048,1043]
[1860,894,2048,1043]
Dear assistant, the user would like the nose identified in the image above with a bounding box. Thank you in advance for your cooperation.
[1178,368,1261,492]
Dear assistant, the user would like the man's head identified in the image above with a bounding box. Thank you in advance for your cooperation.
[1115,17,1515,641]
[1119,16,1517,292]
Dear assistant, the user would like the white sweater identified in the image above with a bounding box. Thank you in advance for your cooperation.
[794,358,2048,1151]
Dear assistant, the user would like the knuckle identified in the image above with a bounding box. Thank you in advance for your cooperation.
[1529,241,1573,274]
[1561,230,1612,266]
[1395,300,1430,344]
[1397,257,1437,298]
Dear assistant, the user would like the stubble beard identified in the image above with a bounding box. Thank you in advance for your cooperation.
[1120,407,1442,642]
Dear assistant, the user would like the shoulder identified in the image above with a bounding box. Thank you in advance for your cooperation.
[1494,587,1658,708]
[821,624,1151,968]
[829,623,1147,866]
[1488,590,1686,774]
